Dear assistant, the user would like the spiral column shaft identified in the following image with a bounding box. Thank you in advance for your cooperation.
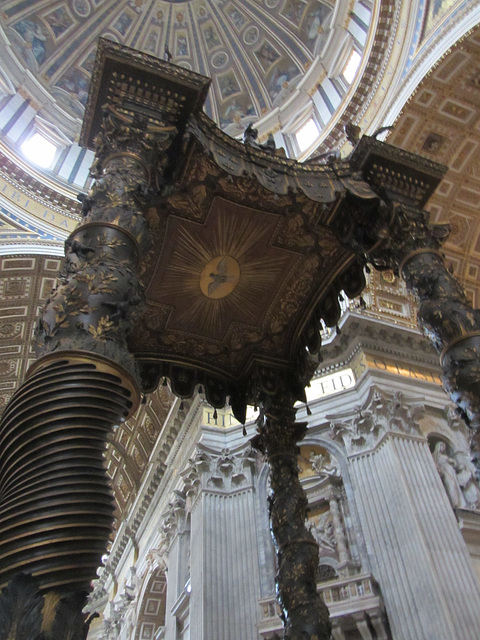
[0,106,173,636]
[253,395,331,640]
[0,354,138,592]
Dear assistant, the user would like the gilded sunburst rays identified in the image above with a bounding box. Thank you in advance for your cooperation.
[152,201,300,339]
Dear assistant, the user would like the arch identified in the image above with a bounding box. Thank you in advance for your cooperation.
[427,432,456,457]
[302,428,371,572]
[385,4,480,129]
[134,565,168,640]
[317,563,339,582]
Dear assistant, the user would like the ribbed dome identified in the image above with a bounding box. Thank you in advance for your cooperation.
[1,0,369,140]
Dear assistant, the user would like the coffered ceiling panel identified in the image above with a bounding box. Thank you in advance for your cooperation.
[388,24,480,308]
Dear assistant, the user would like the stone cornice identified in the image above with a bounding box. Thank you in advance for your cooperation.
[318,312,439,373]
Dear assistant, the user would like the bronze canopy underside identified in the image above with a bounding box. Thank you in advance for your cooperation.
[129,138,367,400]
[78,39,374,412]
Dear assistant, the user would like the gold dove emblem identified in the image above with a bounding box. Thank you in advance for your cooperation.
[200,256,240,299]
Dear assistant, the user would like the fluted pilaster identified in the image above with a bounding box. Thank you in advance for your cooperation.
[186,446,261,640]
[331,387,480,639]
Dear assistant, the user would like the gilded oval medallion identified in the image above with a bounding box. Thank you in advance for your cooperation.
[200,255,240,299]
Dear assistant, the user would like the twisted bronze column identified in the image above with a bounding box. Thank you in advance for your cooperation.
[400,248,480,427]
[369,202,480,438]
[253,392,331,640]
[0,108,174,636]
[346,138,480,462]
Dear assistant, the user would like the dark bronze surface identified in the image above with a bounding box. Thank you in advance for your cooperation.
[80,38,211,151]
[252,390,332,640]
[1,39,479,640]
[347,139,480,453]
[0,355,134,584]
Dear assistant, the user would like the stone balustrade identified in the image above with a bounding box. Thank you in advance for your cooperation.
[258,574,389,639]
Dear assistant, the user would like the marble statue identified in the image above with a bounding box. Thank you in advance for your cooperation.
[433,442,466,508]
[455,451,480,510]
[312,511,336,552]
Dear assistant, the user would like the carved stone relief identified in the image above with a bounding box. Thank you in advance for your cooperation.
[311,510,336,552]
[301,447,359,576]
[160,491,188,552]
[455,451,480,510]
[307,483,359,580]
[329,387,425,455]
[432,441,480,511]
[103,566,138,639]
[309,450,341,479]
[446,404,468,433]
[181,445,256,497]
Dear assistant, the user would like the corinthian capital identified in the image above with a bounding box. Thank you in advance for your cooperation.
[181,445,256,493]
[329,387,425,454]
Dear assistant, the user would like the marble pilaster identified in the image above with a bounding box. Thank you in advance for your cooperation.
[160,492,189,640]
[330,386,480,639]
[182,445,261,640]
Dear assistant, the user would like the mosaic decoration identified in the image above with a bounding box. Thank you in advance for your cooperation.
[43,5,75,40]
[0,0,334,130]
[175,31,189,57]
[281,0,309,27]
[422,0,459,41]
[11,18,50,68]
[217,69,241,100]
[226,4,246,31]
[73,0,91,17]
[255,40,281,72]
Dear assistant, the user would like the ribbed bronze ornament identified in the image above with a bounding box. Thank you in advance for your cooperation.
[0,47,180,632]
[0,352,138,592]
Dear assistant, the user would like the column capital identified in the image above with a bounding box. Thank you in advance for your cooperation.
[160,491,188,552]
[181,444,256,498]
[328,386,425,455]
